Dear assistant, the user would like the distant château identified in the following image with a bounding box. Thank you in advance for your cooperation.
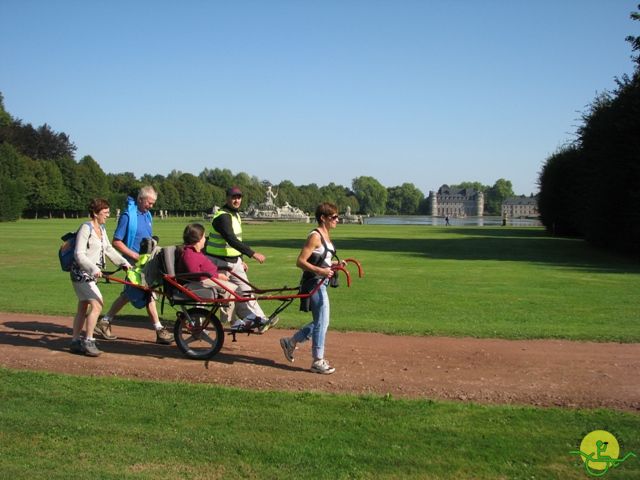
[429,185,484,217]
[501,195,539,218]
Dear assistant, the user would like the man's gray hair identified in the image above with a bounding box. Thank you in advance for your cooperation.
[138,185,157,201]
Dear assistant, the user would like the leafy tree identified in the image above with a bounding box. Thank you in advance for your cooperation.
[343,194,360,215]
[537,146,586,236]
[24,158,67,217]
[0,92,11,128]
[450,181,487,193]
[0,142,28,221]
[199,168,234,189]
[156,180,180,212]
[35,123,77,160]
[386,183,423,214]
[3,120,36,158]
[0,142,27,179]
[232,172,263,207]
[385,187,403,214]
[0,175,26,221]
[140,173,165,187]
[417,196,431,214]
[276,180,306,210]
[108,172,140,198]
[538,4,640,254]
[165,172,209,212]
[580,76,639,251]
[298,183,322,213]
[54,156,84,213]
[3,120,76,160]
[207,184,226,212]
[485,179,515,215]
[626,4,640,66]
[319,183,355,212]
[352,176,387,215]
[78,155,110,202]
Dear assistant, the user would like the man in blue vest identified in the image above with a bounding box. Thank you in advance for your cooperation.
[206,186,277,332]
[95,186,173,344]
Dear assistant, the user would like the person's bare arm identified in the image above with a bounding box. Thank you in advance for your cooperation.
[112,239,139,262]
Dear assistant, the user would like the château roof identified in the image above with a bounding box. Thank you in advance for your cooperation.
[437,185,480,197]
[503,195,538,206]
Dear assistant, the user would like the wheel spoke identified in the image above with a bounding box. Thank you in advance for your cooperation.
[199,329,217,346]
[175,308,224,359]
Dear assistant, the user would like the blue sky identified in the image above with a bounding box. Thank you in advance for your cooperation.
[1,1,638,196]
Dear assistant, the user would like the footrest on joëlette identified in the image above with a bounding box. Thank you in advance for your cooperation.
[227,322,258,342]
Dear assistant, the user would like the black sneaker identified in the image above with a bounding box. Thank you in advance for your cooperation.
[280,337,295,362]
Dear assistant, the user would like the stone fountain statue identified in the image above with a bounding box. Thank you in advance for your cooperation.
[243,185,309,222]
[265,185,278,207]
[341,205,364,224]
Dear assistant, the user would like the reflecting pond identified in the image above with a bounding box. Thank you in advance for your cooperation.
[363,215,542,227]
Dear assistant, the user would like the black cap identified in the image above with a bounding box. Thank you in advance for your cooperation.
[226,186,243,197]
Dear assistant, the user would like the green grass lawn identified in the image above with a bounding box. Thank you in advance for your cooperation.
[1,369,639,480]
[0,219,638,478]
[0,218,638,341]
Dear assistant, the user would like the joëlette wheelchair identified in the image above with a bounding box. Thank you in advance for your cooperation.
[104,245,363,360]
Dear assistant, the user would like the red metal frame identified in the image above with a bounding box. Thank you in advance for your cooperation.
[102,260,363,306]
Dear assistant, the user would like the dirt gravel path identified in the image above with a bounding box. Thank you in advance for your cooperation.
[1,312,638,411]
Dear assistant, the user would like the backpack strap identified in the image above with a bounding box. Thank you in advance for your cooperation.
[125,196,138,250]
[83,222,93,246]
[312,228,337,263]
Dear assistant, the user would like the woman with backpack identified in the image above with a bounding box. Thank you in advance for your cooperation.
[279,202,344,374]
[69,198,131,357]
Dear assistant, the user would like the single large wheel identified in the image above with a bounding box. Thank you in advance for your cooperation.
[174,307,224,360]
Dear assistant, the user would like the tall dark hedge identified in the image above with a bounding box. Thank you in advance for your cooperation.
[538,72,640,255]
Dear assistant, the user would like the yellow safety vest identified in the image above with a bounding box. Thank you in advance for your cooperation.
[206,210,243,257]
[126,253,150,285]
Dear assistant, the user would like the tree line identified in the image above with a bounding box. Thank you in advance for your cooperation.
[537,4,640,256]
[0,95,514,221]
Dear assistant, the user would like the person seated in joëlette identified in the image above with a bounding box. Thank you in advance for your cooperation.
[177,223,240,326]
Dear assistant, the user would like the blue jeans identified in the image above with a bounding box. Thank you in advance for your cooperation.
[292,280,330,360]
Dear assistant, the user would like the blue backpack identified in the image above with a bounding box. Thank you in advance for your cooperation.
[59,223,91,271]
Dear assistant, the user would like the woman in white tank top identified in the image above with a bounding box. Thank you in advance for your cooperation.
[279,202,343,374]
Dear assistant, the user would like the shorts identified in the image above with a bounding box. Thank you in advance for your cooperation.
[124,284,150,309]
[72,280,104,304]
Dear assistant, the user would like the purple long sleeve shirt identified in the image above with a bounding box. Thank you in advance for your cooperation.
[179,245,220,280]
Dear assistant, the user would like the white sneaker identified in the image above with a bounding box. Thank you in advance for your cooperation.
[311,359,335,375]
[258,315,279,333]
